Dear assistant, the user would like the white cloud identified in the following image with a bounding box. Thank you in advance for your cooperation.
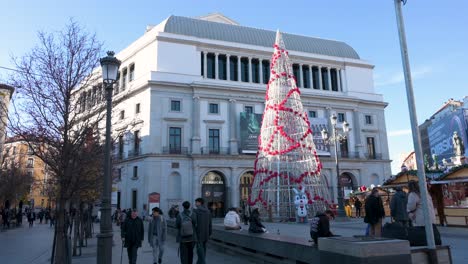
[375,66,433,87]
[388,129,412,137]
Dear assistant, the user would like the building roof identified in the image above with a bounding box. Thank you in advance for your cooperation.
[162,15,360,60]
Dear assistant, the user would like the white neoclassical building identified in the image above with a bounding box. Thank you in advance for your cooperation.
[77,14,391,216]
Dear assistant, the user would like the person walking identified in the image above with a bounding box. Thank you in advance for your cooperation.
[176,201,197,264]
[249,208,267,233]
[224,208,241,230]
[407,181,436,226]
[148,207,166,264]
[27,210,36,228]
[193,198,212,264]
[364,188,385,237]
[121,209,144,264]
[390,187,409,226]
[354,199,362,218]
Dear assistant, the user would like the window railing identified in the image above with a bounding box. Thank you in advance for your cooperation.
[162,146,188,155]
[201,147,229,155]
[127,147,142,157]
[365,153,383,160]
[337,152,360,159]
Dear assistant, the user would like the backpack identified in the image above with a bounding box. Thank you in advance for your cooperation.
[180,211,194,237]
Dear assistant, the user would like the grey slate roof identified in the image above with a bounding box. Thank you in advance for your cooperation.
[163,16,360,60]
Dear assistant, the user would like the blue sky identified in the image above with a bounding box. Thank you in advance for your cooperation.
[1,0,467,174]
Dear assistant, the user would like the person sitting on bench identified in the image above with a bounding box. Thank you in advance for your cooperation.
[310,210,335,244]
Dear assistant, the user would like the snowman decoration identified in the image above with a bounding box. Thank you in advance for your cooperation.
[293,187,308,223]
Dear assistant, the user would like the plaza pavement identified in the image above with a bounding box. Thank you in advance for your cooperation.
[0,217,467,263]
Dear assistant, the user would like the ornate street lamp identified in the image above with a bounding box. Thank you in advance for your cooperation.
[97,51,120,264]
[321,113,350,218]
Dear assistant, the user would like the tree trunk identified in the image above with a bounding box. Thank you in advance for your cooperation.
[54,198,70,264]
[72,208,79,256]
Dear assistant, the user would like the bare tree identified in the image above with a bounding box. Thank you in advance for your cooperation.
[6,20,105,264]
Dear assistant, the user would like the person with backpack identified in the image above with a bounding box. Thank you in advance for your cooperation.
[176,201,197,264]
[224,208,241,230]
[390,186,409,227]
[148,207,166,264]
[310,210,335,244]
[193,198,212,264]
[121,209,144,264]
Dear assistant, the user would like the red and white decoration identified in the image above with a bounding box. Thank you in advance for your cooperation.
[248,31,331,220]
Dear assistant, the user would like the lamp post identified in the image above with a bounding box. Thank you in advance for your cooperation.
[97,51,121,264]
[321,114,350,218]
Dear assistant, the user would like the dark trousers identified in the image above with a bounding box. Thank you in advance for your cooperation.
[126,244,139,264]
[356,208,361,217]
[180,242,194,264]
[196,241,207,264]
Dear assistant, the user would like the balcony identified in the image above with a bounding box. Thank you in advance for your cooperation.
[365,153,383,160]
[201,147,229,155]
[162,146,188,155]
[127,147,142,158]
[337,152,360,159]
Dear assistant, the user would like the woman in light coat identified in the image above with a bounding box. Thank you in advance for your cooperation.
[407,181,436,226]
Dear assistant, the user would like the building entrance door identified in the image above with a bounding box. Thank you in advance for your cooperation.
[201,171,226,218]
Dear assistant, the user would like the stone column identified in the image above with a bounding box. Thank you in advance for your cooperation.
[191,96,201,154]
[248,57,252,83]
[230,167,240,208]
[237,57,241,82]
[259,59,263,84]
[215,53,219,80]
[353,109,362,158]
[229,99,239,155]
[0,84,14,163]
[327,67,332,90]
[226,54,231,81]
[337,69,342,91]
[203,52,207,78]
[318,66,323,90]
[298,64,304,88]
[309,65,313,89]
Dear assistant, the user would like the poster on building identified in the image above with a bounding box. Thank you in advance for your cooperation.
[111,185,118,206]
[309,117,331,156]
[147,192,160,215]
[427,109,468,163]
[240,112,263,154]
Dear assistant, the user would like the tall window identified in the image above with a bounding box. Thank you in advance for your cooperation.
[365,115,373,125]
[244,106,253,114]
[209,103,219,114]
[367,137,376,159]
[171,100,181,112]
[209,129,220,153]
[262,60,270,84]
[218,54,227,80]
[27,158,34,167]
[251,59,260,83]
[207,53,215,79]
[169,127,182,154]
[122,68,127,90]
[115,72,120,94]
[120,110,125,120]
[308,111,317,118]
[331,69,338,91]
[292,64,301,87]
[132,189,137,209]
[134,130,140,155]
[321,68,329,90]
[135,103,140,114]
[133,166,138,179]
[201,52,204,76]
[240,57,249,82]
[129,64,135,82]
[118,135,124,159]
[312,67,320,89]
[338,113,346,123]
[229,56,238,81]
[302,65,310,88]
[340,138,349,157]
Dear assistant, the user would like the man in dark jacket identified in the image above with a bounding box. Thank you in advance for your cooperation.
[148,207,166,264]
[176,201,197,264]
[310,210,334,244]
[354,199,362,218]
[364,188,386,237]
[194,198,212,264]
[390,187,409,226]
[121,209,144,264]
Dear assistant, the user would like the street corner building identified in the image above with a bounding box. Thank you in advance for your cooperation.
[76,13,392,217]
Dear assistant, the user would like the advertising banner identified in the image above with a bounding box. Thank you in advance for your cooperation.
[148,192,160,215]
[240,112,262,154]
[427,109,468,162]
[309,117,331,156]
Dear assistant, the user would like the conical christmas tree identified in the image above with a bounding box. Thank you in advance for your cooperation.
[248,31,331,221]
